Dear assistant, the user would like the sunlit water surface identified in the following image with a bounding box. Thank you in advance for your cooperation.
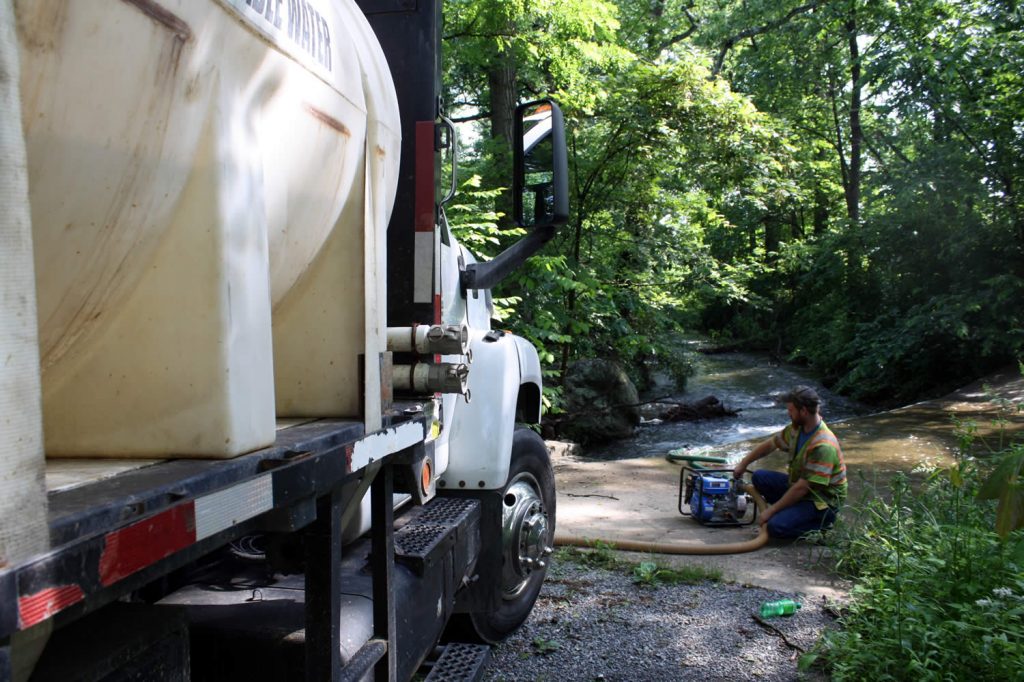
[582,348,872,462]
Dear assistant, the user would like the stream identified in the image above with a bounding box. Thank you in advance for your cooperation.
[583,346,872,461]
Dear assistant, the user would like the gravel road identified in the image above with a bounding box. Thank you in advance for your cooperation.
[481,553,837,682]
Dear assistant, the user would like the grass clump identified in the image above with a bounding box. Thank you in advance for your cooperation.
[632,560,723,586]
[554,540,722,586]
[554,540,622,570]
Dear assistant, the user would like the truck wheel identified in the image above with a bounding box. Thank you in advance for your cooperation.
[458,427,556,643]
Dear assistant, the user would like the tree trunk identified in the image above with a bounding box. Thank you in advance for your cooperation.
[489,62,516,146]
[764,215,780,259]
[559,188,586,377]
[814,185,829,234]
[488,58,517,227]
[844,10,862,226]
[813,145,829,234]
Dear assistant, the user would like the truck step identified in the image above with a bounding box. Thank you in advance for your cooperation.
[423,643,491,682]
[394,496,480,574]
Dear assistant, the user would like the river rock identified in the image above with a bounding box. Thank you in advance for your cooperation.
[558,359,641,445]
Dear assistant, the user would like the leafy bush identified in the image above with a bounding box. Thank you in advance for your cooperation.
[807,463,1024,680]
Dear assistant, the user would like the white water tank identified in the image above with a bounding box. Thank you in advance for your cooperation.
[16,0,400,457]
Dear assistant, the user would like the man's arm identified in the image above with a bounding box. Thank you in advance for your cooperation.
[759,478,810,525]
[733,438,776,479]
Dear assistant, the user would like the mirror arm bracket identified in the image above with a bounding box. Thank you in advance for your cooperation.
[459,225,556,294]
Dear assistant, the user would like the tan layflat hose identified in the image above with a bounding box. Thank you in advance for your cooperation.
[552,484,770,555]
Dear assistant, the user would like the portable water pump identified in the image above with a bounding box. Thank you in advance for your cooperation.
[678,466,758,526]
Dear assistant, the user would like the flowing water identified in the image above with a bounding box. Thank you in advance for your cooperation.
[578,346,1024,500]
[583,347,872,461]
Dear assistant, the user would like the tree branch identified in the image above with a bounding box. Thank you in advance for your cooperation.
[752,615,807,653]
[450,111,492,124]
[443,30,517,41]
[657,10,700,52]
[712,1,825,76]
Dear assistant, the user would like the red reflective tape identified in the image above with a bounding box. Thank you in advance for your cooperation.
[99,503,197,586]
[415,121,435,232]
[434,294,441,325]
[19,585,85,628]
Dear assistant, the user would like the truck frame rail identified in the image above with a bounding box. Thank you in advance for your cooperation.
[0,415,428,681]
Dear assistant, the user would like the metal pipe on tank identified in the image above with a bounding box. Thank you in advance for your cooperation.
[393,362,469,396]
[386,325,469,356]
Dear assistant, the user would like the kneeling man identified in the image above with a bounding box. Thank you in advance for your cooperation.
[733,386,846,538]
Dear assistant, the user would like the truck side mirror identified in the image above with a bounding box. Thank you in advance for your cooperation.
[461,99,569,293]
[514,100,569,229]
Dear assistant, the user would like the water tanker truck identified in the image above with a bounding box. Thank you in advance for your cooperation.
[0,0,568,679]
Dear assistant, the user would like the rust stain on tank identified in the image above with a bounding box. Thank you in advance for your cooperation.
[47,0,195,370]
[122,0,192,42]
[121,0,192,74]
[306,105,352,138]
[15,0,69,53]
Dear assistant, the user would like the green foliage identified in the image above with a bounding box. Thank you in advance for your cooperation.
[689,0,1024,400]
[444,0,1024,410]
[530,636,561,655]
[446,175,517,254]
[632,560,722,586]
[976,365,1024,539]
[556,544,722,586]
[814,462,1024,679]
[978,443,1024,540]
[554,540,622,570]
[443,0,808,402]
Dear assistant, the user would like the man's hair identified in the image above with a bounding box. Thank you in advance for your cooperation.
[782,385,820,412]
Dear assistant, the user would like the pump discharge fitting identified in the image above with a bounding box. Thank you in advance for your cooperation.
[393,362,470,396]
[386,324,470,356]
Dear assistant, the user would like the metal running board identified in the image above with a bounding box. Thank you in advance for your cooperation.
[423,643,491,682]
[393,497,480,574]
[338,638,388,682]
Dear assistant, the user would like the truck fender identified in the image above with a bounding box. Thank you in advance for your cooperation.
[440,329,538,490]
[511,334,542,424]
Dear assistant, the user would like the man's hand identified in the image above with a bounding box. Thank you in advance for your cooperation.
[759,506,774,526]
[735,438,775,481]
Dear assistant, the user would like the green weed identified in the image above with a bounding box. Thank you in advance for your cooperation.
[554,540,622,570]
[809,450,1024,679]
[632,560,723,586]
[555,542,722,586]
[530,637,561,655]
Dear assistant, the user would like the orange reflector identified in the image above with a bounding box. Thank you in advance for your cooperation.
[421,458,433,495]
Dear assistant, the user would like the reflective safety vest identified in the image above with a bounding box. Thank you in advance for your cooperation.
[773,421,847,510]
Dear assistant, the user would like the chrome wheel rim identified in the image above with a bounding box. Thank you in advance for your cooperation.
[500,472,552,599]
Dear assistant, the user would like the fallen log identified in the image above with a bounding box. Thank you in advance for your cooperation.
[661,395,739,421]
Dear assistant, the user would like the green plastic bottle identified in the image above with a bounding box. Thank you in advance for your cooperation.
[759,599,801,618]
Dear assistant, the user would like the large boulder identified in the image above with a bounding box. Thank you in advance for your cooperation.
[559,359,641,444]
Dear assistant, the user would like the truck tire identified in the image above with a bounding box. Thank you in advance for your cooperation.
[456,427,556,643]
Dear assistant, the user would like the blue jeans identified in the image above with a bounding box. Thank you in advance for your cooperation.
[752,470,837,539]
